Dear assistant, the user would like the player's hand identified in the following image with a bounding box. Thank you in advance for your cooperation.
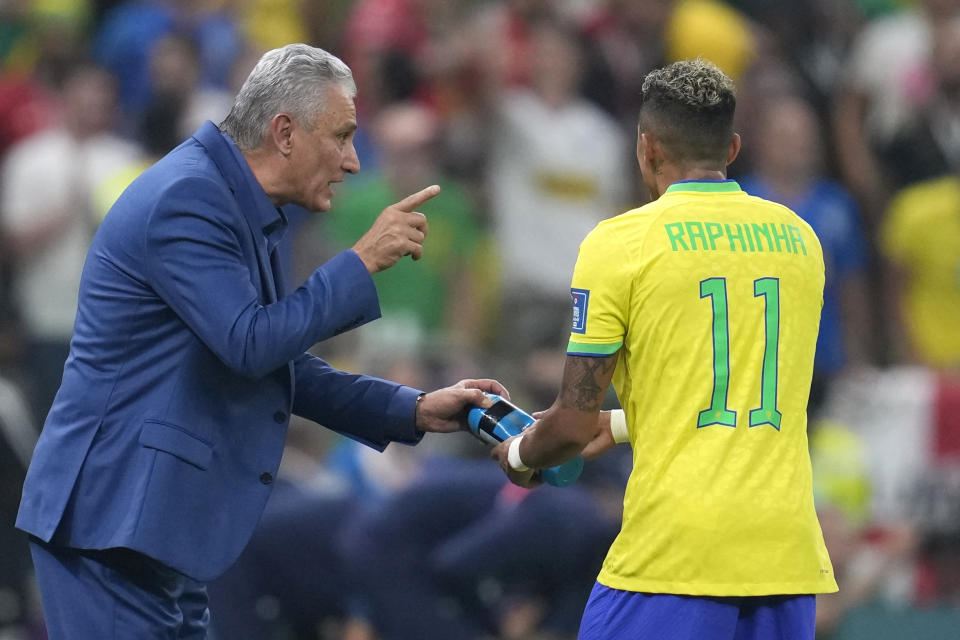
[581,411,618,459]
[491,435,542,489]
[352,185,439,273]
[415,378,510,433]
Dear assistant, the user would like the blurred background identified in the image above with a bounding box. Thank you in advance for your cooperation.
[0,0,959,638]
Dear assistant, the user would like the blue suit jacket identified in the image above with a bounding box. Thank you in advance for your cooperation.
[16,122,423,582]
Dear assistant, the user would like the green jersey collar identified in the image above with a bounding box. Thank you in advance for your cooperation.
[664,179,742,195]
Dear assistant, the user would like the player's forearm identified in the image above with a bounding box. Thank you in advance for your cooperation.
[518,408,594,468]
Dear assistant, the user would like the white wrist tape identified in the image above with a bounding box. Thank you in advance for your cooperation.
[507,435,530,472]
[610,409,629,443]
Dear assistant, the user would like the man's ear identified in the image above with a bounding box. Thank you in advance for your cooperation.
[639,132,665,174]
[269,113,295,157]
[638,132,652,170]
[726,132,742,167]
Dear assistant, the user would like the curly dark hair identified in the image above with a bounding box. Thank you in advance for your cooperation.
[638,58,737,166]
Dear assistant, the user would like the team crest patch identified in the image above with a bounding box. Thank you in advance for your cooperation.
[571,288,589,334]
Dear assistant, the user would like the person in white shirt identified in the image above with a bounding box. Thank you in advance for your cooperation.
[0,63,144,423]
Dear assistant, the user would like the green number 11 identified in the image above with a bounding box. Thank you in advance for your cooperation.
[698,277,783,430]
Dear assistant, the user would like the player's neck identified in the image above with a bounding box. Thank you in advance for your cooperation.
[657,166,728,195]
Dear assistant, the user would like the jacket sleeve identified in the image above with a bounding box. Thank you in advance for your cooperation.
[292,353,424,451]
[142,176,380,378]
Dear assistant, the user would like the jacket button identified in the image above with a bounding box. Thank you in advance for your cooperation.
[260,472,273,484]
[273,411,286,423]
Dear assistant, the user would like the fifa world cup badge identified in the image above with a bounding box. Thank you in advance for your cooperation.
[571,288,589,334]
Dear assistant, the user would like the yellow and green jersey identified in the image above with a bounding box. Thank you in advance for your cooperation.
[568,180,837,596]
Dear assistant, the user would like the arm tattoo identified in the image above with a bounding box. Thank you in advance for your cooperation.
[560,355,617,412]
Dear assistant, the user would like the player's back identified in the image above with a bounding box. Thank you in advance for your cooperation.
[573,180,837,596]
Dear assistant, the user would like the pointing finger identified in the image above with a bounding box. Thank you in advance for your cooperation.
[395,185,440,212]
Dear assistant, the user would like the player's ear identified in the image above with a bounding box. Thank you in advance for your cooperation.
[638,132,653,168]
[726,133,742,166]
[268,113,295,157]
[638,132,665,172]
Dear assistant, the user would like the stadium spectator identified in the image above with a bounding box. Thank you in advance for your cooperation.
[832,0,960,223]
[318,101,492,356]
[421,0,567,187]
[577,0,672,123]
[340,0,435,117]
[0,62,143,424]
[137,31,242,156]
[727,0,863,111]
[739,95,871,411]
[456,0,561,93]
[878,16,960,187]
[337,458,618,640]
[0,369,38,636]
[92,0,244,116]
[809,419,918,636]
[237,0,309,52]
[15,44,507,639]
[486,19,630,401]
[663,0,755,82]
[880,164,960,369]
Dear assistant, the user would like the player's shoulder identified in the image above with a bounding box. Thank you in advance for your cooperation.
[589,203,661,239]
[575,206,647,266]
[743,191,821,238]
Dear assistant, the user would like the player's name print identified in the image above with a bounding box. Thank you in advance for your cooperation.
[664,221,808,255]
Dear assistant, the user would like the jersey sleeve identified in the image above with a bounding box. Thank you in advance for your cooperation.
[567,223,631,356]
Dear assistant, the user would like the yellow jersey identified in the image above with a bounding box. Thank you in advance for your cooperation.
[568,180,837,596]
[881,175,960,368]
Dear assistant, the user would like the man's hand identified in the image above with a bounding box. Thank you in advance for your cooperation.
[491,434,542,489]
[352,185,440,273]
[581,410,618,459]
[415,378,509,433]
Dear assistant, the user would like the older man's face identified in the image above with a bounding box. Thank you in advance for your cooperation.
[288,83,360,212]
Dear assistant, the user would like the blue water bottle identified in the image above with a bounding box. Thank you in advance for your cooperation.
[467,393,583,487]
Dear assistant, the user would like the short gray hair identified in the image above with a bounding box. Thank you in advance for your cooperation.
[220,44,356,150]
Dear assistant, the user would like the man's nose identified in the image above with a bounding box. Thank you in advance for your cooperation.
[343,142,360,174]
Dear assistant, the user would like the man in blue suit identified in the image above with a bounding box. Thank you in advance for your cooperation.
[16,43,507,638]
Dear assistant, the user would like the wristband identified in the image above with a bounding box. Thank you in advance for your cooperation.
[507,435,530,472]
[610,409,629,443]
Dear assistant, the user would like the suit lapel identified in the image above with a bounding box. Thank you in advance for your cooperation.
[193,122,279,303]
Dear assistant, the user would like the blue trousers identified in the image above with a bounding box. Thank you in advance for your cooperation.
[29,538,209,639]
[579,582,816,640]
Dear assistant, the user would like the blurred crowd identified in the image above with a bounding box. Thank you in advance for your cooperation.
[0,0,959,639]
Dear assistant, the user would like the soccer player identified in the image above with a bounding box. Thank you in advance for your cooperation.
[491,59,838,639]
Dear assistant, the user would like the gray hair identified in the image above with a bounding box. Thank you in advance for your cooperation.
[220,44,356,150]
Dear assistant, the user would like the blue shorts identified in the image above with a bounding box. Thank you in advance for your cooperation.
[578,582,815,640]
